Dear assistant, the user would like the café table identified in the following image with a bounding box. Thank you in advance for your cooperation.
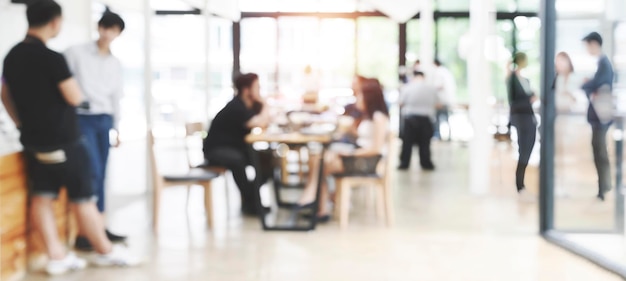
[246,130,332,231]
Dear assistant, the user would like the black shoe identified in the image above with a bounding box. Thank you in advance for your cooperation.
[106,229,127,243]
[242,206,271,216]
[74,236,94,252]
[397,165,409,171]
[422,165,435,171]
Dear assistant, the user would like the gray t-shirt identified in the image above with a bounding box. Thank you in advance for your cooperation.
[399,79,439,120]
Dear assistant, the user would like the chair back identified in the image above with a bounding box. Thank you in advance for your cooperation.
[184,122,207,168]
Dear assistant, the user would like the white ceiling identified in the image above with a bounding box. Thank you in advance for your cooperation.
[99,0,240,21]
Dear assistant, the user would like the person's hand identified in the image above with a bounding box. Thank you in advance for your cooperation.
[530,95,538,104]
[112,130,121,148]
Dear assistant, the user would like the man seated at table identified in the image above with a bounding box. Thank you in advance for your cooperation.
[203,73,271,216]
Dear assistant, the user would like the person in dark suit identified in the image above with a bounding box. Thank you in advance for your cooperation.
[581,32,615,201]
[507,53,537,196]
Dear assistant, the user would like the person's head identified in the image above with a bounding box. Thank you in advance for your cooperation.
[512,52,528,70]
[413,71,425,80]
[582,32,603,56]
[555,52,574,75]
[98,11,125,46]
[434,59,442,67]
[27,0,63,38]
[413,60,421,71]
[352,75,367,96]
[356,78,389,119]
[235,73,260,102]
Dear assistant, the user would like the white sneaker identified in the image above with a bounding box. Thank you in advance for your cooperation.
[518,189,537,203]
[46,252,87,276]
[91,245,142,267]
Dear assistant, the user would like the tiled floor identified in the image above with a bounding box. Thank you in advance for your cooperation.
[25,133,622,281]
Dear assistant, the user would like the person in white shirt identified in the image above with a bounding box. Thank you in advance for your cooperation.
[432,59,457,141]
[398,71,439,170]
[64,11,126,250]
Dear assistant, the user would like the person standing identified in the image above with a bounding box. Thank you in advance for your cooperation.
[64,11,127,250]
[432,59,456,141]
[507,53,537,196]
[203,73,272,215]
[398,71,438,171]
[581,32,615,201]
[1,1,139,275]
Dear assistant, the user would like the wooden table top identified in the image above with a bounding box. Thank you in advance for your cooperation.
[245,131,332,144]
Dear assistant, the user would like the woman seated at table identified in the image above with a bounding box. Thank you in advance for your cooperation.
[297,78,390,222]
[203,73,271,215]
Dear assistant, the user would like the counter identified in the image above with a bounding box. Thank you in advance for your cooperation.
[0,152,74,281]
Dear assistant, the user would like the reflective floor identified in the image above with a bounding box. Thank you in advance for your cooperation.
[25,134,621,281]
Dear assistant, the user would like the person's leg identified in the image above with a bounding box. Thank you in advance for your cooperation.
[94,115,113,214]
[399,116,416,168]
[592,124,611,198]
[78,116,104,211]
[206,147,256,212]
[71,202,111,254]
[30,196,66,259]
[417,117,435,169]
[513,115,537,192]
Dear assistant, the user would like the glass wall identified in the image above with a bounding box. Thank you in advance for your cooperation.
[541,0,626,276]
[357,17,399,89]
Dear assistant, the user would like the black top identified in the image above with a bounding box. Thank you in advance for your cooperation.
[203,97,257,155]
[2,35,78,147]
[507,74,534,115]
[582,55,614,125]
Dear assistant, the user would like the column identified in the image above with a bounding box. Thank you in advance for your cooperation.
[468,0,496,194]
[419,0,435,67]
[205,0,212,124]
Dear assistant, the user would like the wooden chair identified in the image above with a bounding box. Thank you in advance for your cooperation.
[148,130,219,234]
[183,122,231,212]
[333,135,395,229]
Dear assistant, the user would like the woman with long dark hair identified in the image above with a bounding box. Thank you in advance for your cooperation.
[507,53,537,197]
[296,78,390,222]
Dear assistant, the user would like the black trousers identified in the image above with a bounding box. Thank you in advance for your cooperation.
[400,115,435,169]
[205,147,272,212]
[510,114,537,191]
[592,124,612,197]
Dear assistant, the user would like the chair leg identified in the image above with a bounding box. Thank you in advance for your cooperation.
[185,185,192,210]
[339,180,351,230]
[334,178,343,220]
[383,183,394,227]
[153,180,162,234]
[375,186,385,221]
[203,181,214,230]
[223,171,230,218]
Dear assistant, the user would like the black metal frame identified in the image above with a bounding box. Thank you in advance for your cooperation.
[249,143,327,231]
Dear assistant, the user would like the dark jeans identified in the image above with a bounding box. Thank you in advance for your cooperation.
[434,107,450,141]
[205,147,273,212]
[78,114,113,212]
[400,115,435,169]
[592,124,612,196]
[510,114,537,191]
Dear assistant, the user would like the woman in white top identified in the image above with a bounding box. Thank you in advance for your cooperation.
[296,78,390,222]
[554,52,577,113]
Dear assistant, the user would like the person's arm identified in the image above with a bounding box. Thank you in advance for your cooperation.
[1,82,20,127]
[352,112,388,157]
[58,78,84,106]
[582,57,612,97]
[111,64,124,147]
[246,102,271,129]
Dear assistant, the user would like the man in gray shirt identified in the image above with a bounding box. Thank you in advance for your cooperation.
[64,11,126,249]
[398,71,439,171]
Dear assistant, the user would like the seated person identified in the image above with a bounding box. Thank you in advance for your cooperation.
[297,78,390,222]
[203,73,271,216]
[335,75,366,145]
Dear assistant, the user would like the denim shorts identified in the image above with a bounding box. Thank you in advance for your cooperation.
[24,138,96,203]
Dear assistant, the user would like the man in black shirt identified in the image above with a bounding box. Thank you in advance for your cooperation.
[203,73,271,215]
[1,1,138,275]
